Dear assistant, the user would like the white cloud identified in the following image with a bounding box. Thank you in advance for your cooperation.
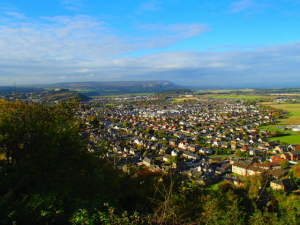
[0,13,209,84]
[0,15,132,62]
[229,0,273,14]
[135,23,208,49]
[166,24,208,38]
[2,41,300,87]
[61,0,85,11]
[3,11,27,20]
[230,0,254,13]
[138,0,161,12]
[0,11,299,87]
[97,42,300,88]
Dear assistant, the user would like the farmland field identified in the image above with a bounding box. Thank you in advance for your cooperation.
[261,125,300,144]
[195,89,256,94]
[206,94,271,100]
[270,134,300,144]
[260,103,300,144]
[270,126,300,145]
[263,103,300,125]
[173,97,199,102]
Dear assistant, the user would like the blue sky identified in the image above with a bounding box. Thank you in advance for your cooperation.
[0,0,300,87]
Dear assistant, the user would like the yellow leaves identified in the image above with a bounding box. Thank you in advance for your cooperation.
[87,115,97,121]
[291,164,300,178]
[0,153,6,160]
[0,99,7,105]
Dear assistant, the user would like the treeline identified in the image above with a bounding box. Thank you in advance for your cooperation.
[0,100,299,225]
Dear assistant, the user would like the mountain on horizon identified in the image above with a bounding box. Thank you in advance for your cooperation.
[42,80,183,96]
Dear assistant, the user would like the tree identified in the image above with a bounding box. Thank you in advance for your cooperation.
[0,100,124,224]
[0,100,84,169]
[280,160,289,170]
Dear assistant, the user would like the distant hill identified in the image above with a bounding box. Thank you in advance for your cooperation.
[44,81,181,96]
[40,89,90,102]
[0,87,90,103]
[0,86,44,95]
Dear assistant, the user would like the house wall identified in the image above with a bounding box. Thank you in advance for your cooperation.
[232,165,262,176]
[248,169,262,176]
[270,182,284,190]
[232,165,247,176]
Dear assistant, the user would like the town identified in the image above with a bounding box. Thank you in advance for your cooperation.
[77,94,300,192]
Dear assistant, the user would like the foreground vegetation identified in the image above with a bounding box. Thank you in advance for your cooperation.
[0,100,299,225]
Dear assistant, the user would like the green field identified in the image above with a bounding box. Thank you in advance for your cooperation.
[270,135,300,145]
[195,89,255,94]
[260,103,300,144]
[103,92,155,97]
[264,103,300,125]
[206,94,270,100]
[70,88,94,93]
[260,125,300,145]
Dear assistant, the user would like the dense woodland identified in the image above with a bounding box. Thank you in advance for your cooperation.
[0,100,299,225]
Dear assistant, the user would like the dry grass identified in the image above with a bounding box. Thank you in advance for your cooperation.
[173,97,198,102]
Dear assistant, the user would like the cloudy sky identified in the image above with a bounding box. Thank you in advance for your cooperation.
[0,0,300,87]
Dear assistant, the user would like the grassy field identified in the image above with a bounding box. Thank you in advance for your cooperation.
[260,102,300,144]
[195,89,255,94]
[263,103,300,125]
[206,94,271,100]
[173,97,199,102]
[270,93,300,96]
[270,135,300,145]
[71,88,94,93]
[260,124,300,145]
[102,92,155,97]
